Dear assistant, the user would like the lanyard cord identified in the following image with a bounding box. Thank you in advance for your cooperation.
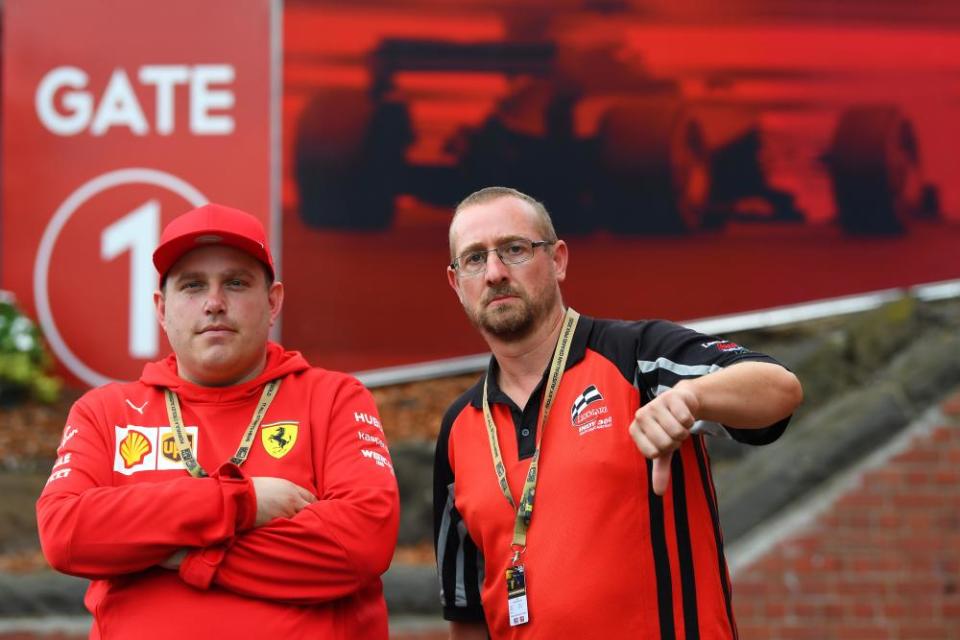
[482,308,580,549]
[163,378,281,478]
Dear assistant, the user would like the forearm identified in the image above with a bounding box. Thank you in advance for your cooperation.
[38,468,256,578]
[683,361,802,428]
[180,487,399,603]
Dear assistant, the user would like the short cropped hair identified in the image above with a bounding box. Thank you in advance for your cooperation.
[449,186,559,260]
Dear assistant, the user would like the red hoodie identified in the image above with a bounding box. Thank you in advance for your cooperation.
[37,343,399,639]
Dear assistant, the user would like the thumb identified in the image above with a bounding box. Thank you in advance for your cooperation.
[652,453,673,497]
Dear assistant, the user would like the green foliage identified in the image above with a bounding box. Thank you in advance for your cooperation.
[0,293,61,405]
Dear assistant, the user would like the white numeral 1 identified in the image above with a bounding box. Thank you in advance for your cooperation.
[101,200,159,358]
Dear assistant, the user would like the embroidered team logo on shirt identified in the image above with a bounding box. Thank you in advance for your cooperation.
[261,422,299,459]
[570,385,613,436]
[701,339,746,353]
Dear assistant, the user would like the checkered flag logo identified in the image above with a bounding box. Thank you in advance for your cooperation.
[571,385,603,423]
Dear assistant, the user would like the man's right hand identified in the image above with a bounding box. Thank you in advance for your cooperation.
[251,477,317,527]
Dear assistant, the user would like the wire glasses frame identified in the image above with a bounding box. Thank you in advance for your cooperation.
[451,238,556,277]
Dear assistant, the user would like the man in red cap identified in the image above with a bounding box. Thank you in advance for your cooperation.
[37,203,399,639]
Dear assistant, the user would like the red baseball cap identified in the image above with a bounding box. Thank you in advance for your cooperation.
[153,203,275,281]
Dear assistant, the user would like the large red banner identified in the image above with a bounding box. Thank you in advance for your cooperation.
[2,0,279,386]
[4,1,960,380]
[278,3,960,372]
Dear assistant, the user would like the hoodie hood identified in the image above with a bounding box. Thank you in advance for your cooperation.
[140,341,310,403]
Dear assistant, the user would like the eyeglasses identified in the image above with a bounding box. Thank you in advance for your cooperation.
[451,238,555,277]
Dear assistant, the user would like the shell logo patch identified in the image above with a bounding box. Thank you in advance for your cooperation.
[120,431,152,468]
[261,422,298,459]
[113,426,158,475]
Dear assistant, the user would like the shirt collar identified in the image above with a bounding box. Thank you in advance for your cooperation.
[468,313,593,409]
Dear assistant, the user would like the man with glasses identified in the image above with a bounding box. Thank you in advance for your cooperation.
[434,186,802,639]
[38,204,399,639]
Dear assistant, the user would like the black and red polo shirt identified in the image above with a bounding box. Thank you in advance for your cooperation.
[433,315,790,639]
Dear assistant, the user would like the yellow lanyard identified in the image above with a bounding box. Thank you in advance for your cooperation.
[163,378,281,478]
[482,308,579,552]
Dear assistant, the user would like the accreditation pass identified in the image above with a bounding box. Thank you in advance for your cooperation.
[505,564,529,626]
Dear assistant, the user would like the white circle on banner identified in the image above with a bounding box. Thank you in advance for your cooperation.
[34,168,207,387]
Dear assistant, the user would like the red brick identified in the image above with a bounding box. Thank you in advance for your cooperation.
[860,468,900,486]
[734,624,770,640]
[892,493,947,509]
[894,623,954,639]
[778,625,835,640]
[894,597,937,618]
[790,601,821,619]
[846,556,904,575]
[934,469,960,484]
[837,580,888,596]
[942,599,960,618]
[892,449,943,465]
[882,601,906,618]
[931,425,959,441]
[733,411,960,638]
[837,491,887,509]
[734,578,770,599]
[941,391,960,416]
[847,600,878,619]
[832,624,889,638]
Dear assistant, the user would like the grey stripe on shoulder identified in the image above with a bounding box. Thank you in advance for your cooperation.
[638,358,722,377]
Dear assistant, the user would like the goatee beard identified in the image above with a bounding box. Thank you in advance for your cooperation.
[480,304,535,341]
[470,285,555,342]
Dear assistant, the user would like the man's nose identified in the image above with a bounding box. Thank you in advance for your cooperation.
[483,250,510,283]
[203,287,226,314]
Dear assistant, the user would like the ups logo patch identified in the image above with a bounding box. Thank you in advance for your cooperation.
[161,432,194,463]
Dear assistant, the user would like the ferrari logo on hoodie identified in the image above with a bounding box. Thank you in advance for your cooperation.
[261,422,298,459]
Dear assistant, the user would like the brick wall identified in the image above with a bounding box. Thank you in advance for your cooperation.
[732,389,960,639]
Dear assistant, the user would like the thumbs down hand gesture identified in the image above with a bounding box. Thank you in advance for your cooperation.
[628,382,700,497]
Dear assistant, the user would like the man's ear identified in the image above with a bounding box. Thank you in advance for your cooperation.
[268,281,284,325]
[447,266,464,305]
[153,289,167,332]
[551,240,568,283]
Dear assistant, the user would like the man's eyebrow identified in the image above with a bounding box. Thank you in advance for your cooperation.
[458,235,527,254]
[171,267,257,283]
[220,267,257,279]
[170,270,205,284]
